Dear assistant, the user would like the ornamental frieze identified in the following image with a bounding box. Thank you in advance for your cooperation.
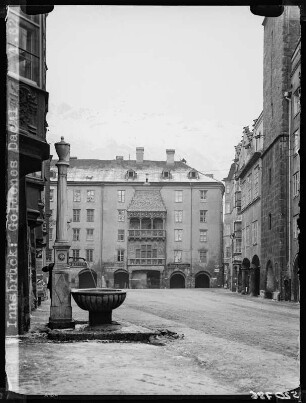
[127,211,167,219]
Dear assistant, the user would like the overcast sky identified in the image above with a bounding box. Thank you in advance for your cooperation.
[46,6,263,181]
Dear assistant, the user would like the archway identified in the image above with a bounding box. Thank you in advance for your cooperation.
[265,260,274,298]
[195,272,210,288]
[78,268,97,288]
[114,270,129,289]
[250,255,260,296]
[170,272,185,288]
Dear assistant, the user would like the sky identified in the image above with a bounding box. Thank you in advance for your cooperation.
[46,6,264,181]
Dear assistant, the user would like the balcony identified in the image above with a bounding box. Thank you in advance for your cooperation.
[128,229,166,240]
[128,258,165,266]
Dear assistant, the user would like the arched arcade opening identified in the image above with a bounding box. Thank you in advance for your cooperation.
[195,271,210,288]
[170,272,185,288]
[114,270,129,289]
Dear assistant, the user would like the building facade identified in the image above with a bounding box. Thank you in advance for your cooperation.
[288,39,301,302]
[6,6,52,334]
[261,8,300,300]
[223,162,242,292]
[235,114,263,296]
[48,149,225,289]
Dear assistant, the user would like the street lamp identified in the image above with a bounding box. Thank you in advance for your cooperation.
[49,137,74,329]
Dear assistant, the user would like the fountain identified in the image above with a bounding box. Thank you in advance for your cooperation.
[71,288,126,325]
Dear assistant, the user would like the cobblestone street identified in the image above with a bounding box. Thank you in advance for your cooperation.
[6,289,299,396]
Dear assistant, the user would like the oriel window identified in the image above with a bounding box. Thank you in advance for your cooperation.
[7,9,41,86]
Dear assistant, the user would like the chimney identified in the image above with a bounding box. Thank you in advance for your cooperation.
[136,147,144,164]
[166,149,175,165]
[116,156,124,160]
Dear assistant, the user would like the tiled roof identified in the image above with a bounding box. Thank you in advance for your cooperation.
[127,189,166,212]
[50,159,222,184]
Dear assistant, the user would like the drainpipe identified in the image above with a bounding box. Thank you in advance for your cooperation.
[100,184,104,287]
[285,90,292,299]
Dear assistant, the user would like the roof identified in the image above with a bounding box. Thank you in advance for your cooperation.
[127,189,166,212]
[50,159,222,185]
[223,163,236,181]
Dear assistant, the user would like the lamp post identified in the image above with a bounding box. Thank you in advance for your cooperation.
[49,137,75,329]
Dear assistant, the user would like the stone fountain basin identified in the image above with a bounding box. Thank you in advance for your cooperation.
[71,288,126,312]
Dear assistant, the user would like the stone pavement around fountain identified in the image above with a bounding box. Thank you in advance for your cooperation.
[5,296,238,396]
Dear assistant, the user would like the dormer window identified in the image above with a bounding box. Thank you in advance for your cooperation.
[126,169,136,179]
[188,170,198,179]
[162,169,171,179]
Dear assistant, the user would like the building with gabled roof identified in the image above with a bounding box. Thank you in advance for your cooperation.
[48,148,224,289]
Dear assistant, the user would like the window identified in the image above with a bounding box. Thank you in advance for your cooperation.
[254,166,260,199]
[73,228,80,241]
[86,249,94,262]
[247,173,252,204]
[73,190,81,202]
[7,9,41,86]
[118,229,125,242]
[189,170,198,179]
[200,229,207,242]
[135,245,157,264]
[225,203,230,214]
[226,185,230,194]
[292,89,300,116]
[199,250,207,263]
[49,228,53,241]
[174,229,183,241]
[252,221,258,245]
[175,190,183,203]
[46,249,52,261]
[163,170,171,179]
[87,190,95,202]
[117,250,124,262]
[73,209,80,222]
[174,210,183,223]
[293,172,300,197]
[49,209,53,218]
[200,190,207,202]
[225,246,231,258]
[293,130,300,155]
[127,170,136,179]
[86,209,94,222]
[225,224,231,236]
[72,249,80,260]
[86,228,94,240]
[269,213,272,230]
[118,190,125,203]
[246,226,251,246]
[50,169,57,179]
[235,238,242,253]
[118,209,125,222]
[293,215,299,239]
[50,189,54,202]
[174,250,182,263]
[200,210,207,223]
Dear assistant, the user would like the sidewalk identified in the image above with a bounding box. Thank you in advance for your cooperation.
[6,297,238,396]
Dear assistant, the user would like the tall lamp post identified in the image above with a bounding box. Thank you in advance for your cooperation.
[49,137,75,329]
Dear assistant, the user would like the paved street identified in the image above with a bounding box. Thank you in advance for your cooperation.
[6,289,299,396]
